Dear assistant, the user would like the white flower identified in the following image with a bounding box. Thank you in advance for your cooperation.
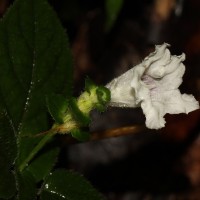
[106,43,199,129]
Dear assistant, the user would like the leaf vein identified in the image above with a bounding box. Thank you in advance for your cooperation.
[17,0,36,135]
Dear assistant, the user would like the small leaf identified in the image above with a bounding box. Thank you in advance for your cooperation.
[105,0,123,32]
[16,170,36,200]
[40,169,105,200]
[26,147,59,182]
[71,129,90,141]
[46,94,68,124]
[85,77,96,93]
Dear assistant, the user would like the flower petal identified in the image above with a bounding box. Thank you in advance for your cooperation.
[182,94,200,113]
[106,65,145,107]
[141,100,166,129]
[106,43,199,130]
[145,89,199,129]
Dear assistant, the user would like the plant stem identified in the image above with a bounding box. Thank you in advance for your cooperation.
[91,125,147,140]
[62,125,149,144]
[19,131,55,172]
[19,125,148,172]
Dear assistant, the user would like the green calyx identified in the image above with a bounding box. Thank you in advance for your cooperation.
[96,86,111,111]
[46,78,111,141]
[68,97,90,126]
[78,78,111,114]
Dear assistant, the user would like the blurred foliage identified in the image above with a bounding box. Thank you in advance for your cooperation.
[105,0,124,32]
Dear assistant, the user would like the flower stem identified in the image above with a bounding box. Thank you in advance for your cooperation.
[19,131,55,172]
[62,125,148,144]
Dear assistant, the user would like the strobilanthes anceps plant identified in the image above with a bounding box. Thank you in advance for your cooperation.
[0,0,199,197]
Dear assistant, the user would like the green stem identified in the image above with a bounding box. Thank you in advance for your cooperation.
[19,131,55,172]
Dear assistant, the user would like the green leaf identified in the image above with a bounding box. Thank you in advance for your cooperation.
[0,0,73,168]
[46,94,69,124]
[85,77,96,93]
[95,86,111,112]
[0,0,73,197]
[0,110,17,199]
[0,0,73,137]
[40,169,105,200]
[105,0,123,32]
[26,147,59,182]
[71,129,90,142]
[16,170,37,200]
